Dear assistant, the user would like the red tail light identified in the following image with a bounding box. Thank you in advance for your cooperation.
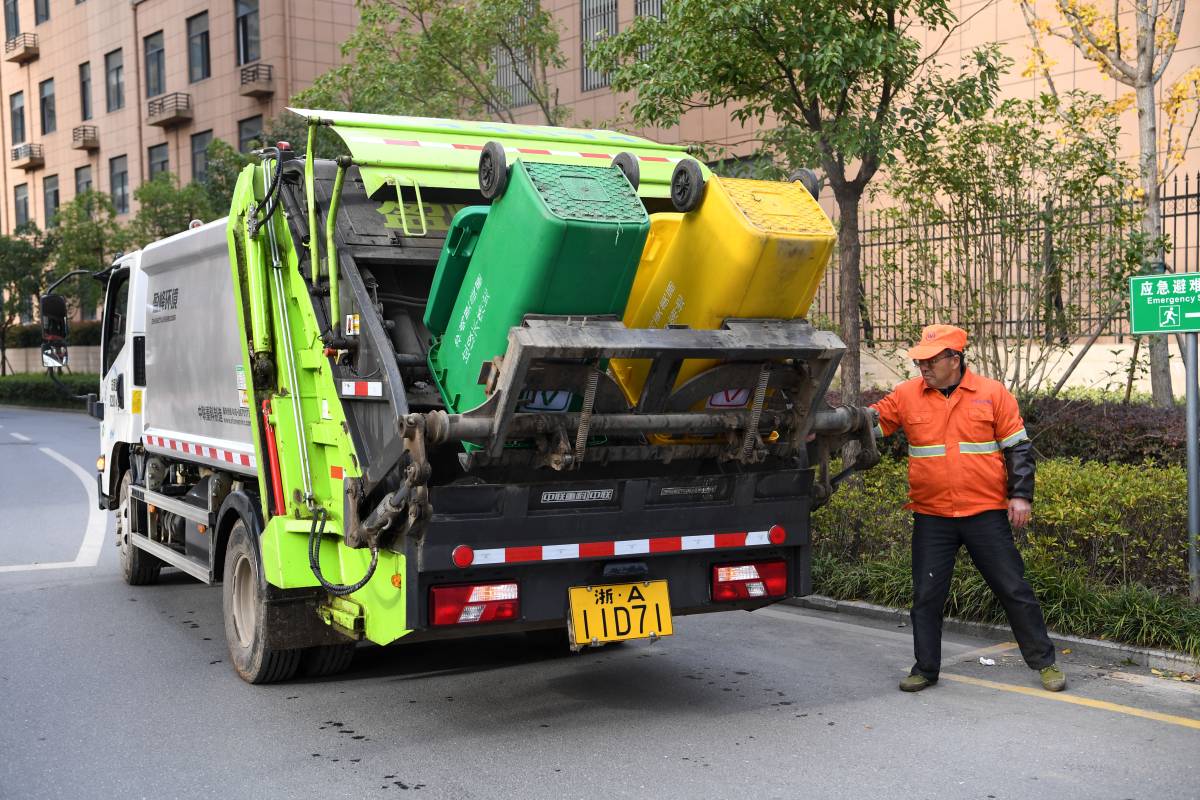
[430,582,519,626]
[712,560,787,602]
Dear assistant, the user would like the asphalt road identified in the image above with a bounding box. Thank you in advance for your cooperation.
[1,405,1196,800]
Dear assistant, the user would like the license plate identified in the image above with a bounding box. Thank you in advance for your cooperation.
[567,580,673,646]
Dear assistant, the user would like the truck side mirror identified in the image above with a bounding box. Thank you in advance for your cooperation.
[39,293,70,369]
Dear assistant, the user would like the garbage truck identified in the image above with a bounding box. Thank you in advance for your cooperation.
[41,109,878,683]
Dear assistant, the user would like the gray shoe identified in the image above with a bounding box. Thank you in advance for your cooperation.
[899,674,936,692]
[1040,664,1067,692]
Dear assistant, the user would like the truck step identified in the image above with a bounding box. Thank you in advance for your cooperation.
[128,531,212,584]
[132,486,214,526]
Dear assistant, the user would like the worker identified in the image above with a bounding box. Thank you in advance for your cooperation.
[871,324,1065,693]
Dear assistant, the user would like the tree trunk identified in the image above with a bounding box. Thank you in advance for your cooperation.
[1135,50,1173,406]
[835,191,864,405]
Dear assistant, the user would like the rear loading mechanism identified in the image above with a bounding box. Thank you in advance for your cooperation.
[70,109,878,682]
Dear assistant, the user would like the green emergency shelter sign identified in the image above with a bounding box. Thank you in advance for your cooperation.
[1129,272,1200,334]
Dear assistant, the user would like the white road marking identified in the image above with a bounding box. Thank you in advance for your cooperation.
[0,447,106,574]
[10,432,30,441]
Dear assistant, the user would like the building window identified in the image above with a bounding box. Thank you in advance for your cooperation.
[4,0,18,39]
[34,0,48,24]
[105,49,124,112]
[110,155,129,214]
[492,3,537,110]
[634,0,662,59]
[144,31,165,98]
[580,0,617,92]
[75,164,92,195]
[43,175,59,226]
[191,130,212,182]
[9,91,24,145]
[187,13,210,82]
[79,62,92,121]
[39,79,54,135]
[238,115,262,152]
[148,143,169,178]
[235,0,260,65]
[14,184,28,228]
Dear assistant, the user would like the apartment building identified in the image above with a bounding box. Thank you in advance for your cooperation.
[507,1,1198,179]
[0,0,357,233]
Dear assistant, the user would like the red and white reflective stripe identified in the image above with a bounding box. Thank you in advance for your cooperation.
[143,434,255,468]
[340,380,383,398]
[452,525,786,568]
[378,138,682,164]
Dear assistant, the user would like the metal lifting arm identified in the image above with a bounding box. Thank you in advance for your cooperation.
[326,156,349,329]
[243,165,273,358]
[306,120,319,284]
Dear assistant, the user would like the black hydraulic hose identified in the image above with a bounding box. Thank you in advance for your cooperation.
[307,508,379,597]
[247,150,285,238]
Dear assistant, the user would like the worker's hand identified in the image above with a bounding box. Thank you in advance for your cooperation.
[1008,497,1032,529]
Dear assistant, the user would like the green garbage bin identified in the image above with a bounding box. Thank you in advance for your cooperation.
[424,159,650,414]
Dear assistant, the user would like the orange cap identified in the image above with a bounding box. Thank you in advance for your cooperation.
[907,324,968,360]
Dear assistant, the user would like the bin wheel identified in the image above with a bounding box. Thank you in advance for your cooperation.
[222,519,301,684]
[478,141,509,200]
[117,470,161,586]
[788,168,820,199]
[612,152,640,190]
[670,160,705,212]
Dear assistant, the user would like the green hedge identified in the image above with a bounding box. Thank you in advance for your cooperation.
[4,321,102,347]
[815,456,1188,592]
[0,373,99,408]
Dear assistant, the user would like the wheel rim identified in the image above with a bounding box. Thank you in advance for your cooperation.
[231,552,255,649]
[672,170,692,207]
[480,152,496,192]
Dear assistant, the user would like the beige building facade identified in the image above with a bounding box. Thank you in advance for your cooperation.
[512,1,1199,185]
[0,0,358,233]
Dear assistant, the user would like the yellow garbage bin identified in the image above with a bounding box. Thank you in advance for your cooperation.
[611,175,837,409]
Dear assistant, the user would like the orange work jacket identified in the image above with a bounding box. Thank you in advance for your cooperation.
[871,369,1029,517]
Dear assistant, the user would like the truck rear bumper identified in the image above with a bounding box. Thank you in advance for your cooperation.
[412,544,808,635]
[403,469,814,635]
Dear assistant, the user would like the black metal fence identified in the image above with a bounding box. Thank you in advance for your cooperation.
[810,171,1200,343]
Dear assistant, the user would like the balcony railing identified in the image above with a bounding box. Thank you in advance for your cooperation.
[11,143,44,170]
[4,32,38,63]
[72,125,100,151]
[147,92,192,127]
[239,63,274,98]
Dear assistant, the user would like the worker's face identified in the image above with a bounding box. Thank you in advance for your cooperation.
[915,350,960,389]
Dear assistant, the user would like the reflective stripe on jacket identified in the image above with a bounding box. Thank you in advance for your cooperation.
[871,369,1032,517]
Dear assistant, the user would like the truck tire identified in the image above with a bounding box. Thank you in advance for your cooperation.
[299,643,356,678]
[117,471,161,586]
[670,160,705,212]
[611,152,640,190]
[478,141,509,200]
[222,519,301,684]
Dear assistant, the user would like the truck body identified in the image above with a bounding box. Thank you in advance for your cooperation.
[74,109,877,682]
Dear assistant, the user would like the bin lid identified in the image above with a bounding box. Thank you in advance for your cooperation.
[522,161,649,224]
[289,107,705,200]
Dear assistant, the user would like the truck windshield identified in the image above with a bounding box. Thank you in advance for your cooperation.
[101,268,130,375]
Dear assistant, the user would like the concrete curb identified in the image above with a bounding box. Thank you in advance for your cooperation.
[784,595,1200,674]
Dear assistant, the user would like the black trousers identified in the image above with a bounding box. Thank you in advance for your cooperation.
[910,509,1055,680]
